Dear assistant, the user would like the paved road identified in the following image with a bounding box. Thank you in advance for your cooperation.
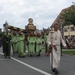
[0,47,75,75]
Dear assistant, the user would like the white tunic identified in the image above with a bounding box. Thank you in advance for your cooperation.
[47,30,66,68]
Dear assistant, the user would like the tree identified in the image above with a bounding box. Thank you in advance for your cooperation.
[60,3,75,38]
[61,4,75,26]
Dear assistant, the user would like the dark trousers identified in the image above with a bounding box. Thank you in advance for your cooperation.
[5,44,10,57]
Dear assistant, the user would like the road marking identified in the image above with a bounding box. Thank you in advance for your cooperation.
[11,57,52,75]
[0,52,4,55]
[0,52,52,75]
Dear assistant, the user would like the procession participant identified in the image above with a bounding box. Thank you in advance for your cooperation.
[47,22,67,74]
[0,29,6,55]
[35,32,42,56]
[1,31,6,55]
[0,29,2,47]
[17,31,26,57]
[11,30,18,55]
[2,29,11,59]
[44,30,49,56]
[27,32,36,57]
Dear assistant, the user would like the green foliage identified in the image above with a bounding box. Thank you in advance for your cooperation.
[63,51,75,55]
[61,5,75,26]
[62,49,75,55]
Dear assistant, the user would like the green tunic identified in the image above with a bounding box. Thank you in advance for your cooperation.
[17,34,26,57]
[27,36,36,56]
[35,36,42,56]
[44,34,48,53]
[11,34,18,54]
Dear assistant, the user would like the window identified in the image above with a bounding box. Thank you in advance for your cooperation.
[70,27,74,31]
[64,28,68,32]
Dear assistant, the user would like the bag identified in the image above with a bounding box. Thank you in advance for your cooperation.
[45,46,52,56]
[48,45,52,53]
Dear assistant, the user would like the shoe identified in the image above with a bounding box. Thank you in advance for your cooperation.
[22,56,25,58]
[19,55,21,57]
[30,55,32,57]
[52,68,56,72]
[37,53,40,56]
[39,50,41,53]
[55,68,59,75]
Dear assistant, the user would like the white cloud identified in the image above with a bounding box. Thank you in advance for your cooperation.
[0,0,74,30]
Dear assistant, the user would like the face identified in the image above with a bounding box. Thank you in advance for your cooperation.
[54,24,58,31]
[46,31,48,35]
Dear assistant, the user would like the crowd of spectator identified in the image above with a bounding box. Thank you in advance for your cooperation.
[65,37,75,49]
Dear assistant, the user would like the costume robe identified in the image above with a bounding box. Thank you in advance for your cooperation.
[47,30,66,68]
[17,34,26,57]
[35,36,42,56]
[11,34,18,54]
[27,36,36,56]
[44,34,48,53]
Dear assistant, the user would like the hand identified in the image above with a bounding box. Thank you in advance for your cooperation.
[49,44,57,51]
[31,42,33,44]
[64,46,68,49]
[50,44,53,47]
[38,43,41,45]
[14,42,17,44]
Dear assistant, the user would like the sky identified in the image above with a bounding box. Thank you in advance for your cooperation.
[0,0,75,30]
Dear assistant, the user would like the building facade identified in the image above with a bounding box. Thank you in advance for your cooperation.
[64,25,75,39]
[52,5,75,39]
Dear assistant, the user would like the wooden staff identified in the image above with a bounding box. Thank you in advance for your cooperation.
[50,28,54,70]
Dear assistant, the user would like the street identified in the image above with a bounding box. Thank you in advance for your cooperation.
[0,47,75,75]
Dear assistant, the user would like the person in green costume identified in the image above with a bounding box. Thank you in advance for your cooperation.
[27,32,36,57]
[44,30,49,56]
[2,29,11,58]
[11,30,18,55]
[17,31,26,57]
[35,33,42,56]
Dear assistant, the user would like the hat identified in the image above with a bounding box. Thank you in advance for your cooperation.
[53,22,59,26]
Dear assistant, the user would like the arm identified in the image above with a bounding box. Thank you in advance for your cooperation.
[60,32,67,49]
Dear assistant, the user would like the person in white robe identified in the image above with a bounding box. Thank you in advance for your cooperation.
[47,22,67,74]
